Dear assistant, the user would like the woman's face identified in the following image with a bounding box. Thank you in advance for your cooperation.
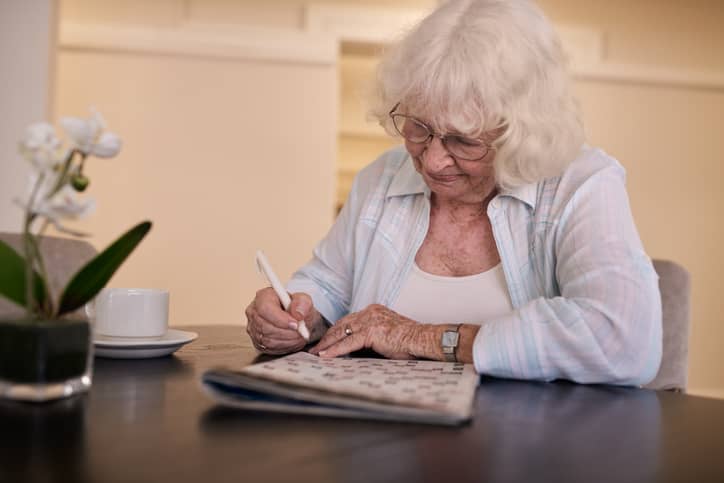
[406,134,497,205]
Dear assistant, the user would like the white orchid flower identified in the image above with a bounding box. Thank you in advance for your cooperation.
[60,108,122,158]
[35,186,96,236]
[15,172,95,236]
[92,131,122,158]
[19,122,62,169]
[15,170,58,213]
[37,185,96,220]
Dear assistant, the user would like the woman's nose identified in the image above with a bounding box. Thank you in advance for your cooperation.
[421,136,454,170]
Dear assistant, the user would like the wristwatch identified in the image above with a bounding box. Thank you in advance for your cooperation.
[441,324,462,362]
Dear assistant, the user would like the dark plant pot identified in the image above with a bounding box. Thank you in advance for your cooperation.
[0,318,93,402]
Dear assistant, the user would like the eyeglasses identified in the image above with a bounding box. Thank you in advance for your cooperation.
[389,103,493,161]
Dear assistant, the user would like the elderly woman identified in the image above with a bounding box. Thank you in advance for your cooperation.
[245,0,662,385]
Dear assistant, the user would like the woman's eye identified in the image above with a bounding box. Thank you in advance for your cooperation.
[453,136,482,146]
[404,123,429,138]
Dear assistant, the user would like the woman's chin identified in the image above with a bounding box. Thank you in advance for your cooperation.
[427,182,468,200]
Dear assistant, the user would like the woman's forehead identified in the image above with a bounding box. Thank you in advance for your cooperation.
[402,100,487,132]
[406,110,482,135]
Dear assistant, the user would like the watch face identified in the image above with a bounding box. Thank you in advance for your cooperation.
[442,331,460,347]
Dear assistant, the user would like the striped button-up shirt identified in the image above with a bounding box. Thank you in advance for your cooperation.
[287,145,662,385]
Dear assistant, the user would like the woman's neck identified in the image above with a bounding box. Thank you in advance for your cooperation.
[431,188,498,225]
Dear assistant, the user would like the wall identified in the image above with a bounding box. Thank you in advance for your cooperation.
[0,0,57,232]
[55,4,338,329]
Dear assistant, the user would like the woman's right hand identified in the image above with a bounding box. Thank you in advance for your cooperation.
[244,287,324,355]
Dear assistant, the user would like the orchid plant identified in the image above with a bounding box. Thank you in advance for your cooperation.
[0,109,151,321]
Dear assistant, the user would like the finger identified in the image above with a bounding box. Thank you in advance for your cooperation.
[249,309,301,341]
[309,316,355,354]
[244,302,252,319]
[251,323,306,354]
[258,319,303,341]
[252,337,302,355]
[308,325,341,354]
[247,307,302,348]
[318,333,366,358]
[246,302,296,337]
[289,292,313,322]
[309,330,341,354]
[260,343,305,356]
[255,288,298,329]
[256,335,306,354]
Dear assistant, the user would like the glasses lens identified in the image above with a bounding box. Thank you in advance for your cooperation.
[392,115,430,143]
[445,136,489,160]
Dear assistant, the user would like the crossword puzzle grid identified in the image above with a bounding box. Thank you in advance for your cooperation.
[242,351,478,414]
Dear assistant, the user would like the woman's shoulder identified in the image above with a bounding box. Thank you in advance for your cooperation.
[538,145,627,203]
[526,145,629,220]
[557,145,626,188]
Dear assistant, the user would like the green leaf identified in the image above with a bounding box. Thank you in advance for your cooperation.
[0,239,47,311]
[57,221,152,316]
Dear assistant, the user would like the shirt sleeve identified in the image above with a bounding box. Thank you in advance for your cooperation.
[473,164,663,385]
[285,158,386,324]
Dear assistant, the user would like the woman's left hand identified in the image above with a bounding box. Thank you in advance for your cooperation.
[309,304,424,359]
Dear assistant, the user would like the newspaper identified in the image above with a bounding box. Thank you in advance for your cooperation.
[201,352,479,426]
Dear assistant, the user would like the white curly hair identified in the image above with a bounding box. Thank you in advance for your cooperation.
[368,0,585,190]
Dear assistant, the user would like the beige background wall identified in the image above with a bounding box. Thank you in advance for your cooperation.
[54,5,338,333]
[22,0,724,398]
[54,50,337,331]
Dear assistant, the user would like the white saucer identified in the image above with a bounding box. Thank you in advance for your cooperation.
[94,329,198,359]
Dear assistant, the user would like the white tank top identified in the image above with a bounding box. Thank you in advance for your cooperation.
[390,263,513,325]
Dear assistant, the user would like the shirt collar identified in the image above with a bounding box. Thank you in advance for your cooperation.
[386,154,430,199]
[386,153,537,209]
[498,183,537,210]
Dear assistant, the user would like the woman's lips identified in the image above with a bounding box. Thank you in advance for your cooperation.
[427,173,461,183]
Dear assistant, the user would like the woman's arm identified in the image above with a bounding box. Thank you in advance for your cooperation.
[309,303,480,363]
[472,164,662,385]
[408,324,480,364]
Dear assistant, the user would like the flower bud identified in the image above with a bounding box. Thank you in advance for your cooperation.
[71,174,90,192]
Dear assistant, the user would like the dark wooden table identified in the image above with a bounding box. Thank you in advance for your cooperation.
[2,325,724,483]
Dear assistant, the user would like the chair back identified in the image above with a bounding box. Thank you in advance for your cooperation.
[0,233,97,319]
[645,259,691,391]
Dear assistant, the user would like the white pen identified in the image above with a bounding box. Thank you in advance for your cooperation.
[255,250,310,341]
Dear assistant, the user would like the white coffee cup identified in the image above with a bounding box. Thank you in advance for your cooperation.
[89,288,169,339]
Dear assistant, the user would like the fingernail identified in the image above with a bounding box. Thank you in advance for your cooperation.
[288,321,298,330]
[319,350,327,357]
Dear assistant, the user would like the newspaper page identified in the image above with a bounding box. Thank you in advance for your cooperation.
[239,352,479,417]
